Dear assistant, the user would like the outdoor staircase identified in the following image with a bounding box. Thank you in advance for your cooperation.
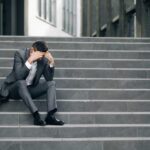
[0,36,150,150]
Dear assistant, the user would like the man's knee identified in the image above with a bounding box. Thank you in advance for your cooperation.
[47,81,56,87]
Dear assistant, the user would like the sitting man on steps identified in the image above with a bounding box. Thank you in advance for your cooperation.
[0,41,64,126]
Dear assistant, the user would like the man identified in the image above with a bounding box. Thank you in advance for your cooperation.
[0,41,64,126]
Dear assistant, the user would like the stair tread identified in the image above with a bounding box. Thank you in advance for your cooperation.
[1,137,150,141]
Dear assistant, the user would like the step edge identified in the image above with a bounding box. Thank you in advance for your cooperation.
[1,112,150,115]
[0,137,150,142]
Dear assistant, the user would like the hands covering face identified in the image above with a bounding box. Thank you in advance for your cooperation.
[28,48,54,65]
[44,51,54,65]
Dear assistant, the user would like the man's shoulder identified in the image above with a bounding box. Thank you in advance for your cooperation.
[16,48,28,55]
[14,48,29,59]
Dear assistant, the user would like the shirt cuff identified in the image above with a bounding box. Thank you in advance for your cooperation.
[25,61,32,69]
[49,63,54,68]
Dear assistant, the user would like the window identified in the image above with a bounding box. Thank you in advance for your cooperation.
[63,0,77,36]
[38,0,56,26]
[38,0,41,17]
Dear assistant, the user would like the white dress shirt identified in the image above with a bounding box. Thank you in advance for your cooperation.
[25,61,54,86]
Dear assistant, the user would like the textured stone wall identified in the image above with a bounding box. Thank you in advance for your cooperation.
[136,0,150,37]
[81,0,150,37]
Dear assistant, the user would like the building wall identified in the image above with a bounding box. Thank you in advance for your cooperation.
[24,0,72,37]
[81,0,150,37]
[136,0,150,37]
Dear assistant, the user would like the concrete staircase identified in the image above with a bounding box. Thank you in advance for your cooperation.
[0,36,150,150]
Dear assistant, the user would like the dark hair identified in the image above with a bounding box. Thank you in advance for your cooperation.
[32,41,48,52]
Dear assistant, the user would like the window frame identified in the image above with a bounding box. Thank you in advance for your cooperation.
[63,0,77,36]
[37,0,56,26]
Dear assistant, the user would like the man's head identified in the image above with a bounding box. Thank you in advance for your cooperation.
[32,41,48,52]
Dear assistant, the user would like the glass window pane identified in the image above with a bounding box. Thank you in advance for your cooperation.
[63,0,65,29]
[38,0,42,16]
[63,0,76,35]
[52,0,56,25]
[44,0,46,19]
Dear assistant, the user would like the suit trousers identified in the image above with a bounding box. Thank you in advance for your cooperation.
[7,80,57,113]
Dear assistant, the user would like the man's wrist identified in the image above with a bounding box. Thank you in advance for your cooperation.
[49,60,54,67]
[49,63,54,68]
[25,61,32,69]
[28,57,33,64]
[47,59,54,64]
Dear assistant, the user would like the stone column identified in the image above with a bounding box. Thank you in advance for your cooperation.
[119,0,126,36]
[143,0,150,37]
[87,0,92,36]
[106,0,113,36]
[136,0,150,37]
[136,0,142,37]
[96,0,100,36]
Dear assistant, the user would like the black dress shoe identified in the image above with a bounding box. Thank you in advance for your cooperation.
[34,118,45,126]
[33,111,45,126]
[0,95,9,104]
[45,115,64,125]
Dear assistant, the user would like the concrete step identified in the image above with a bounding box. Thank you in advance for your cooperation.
[0,124,149,138]
[45,50,150,59]
[0,137,150,150]
[0,36,150,42]
[0,138,150,150]
[1,58,150,68]
[2,100,150,112]
[1,68,150,78]
[1,88,149,100]
[41,79,150,89]
[47,59,150,68]
[2,49,150,59]
[1,112,150,125]
[53,89,150,100]
[1,78,150,89]
[0,41,149,50]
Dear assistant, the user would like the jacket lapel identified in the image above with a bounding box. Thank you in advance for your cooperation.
[33,59,45,86]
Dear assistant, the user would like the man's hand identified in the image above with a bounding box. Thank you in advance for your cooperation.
[28,51,45,64]
[44,51,55,65]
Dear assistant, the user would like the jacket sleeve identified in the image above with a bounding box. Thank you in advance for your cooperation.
[14,51,30,80]
[43,62,55,81]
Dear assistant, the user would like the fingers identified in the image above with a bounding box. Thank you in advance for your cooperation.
[43,51,54,64]
[36,51,45,58]
[31,51,44,61]
[31,51,54,62]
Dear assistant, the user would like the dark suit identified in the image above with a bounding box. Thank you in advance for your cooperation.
[0,48,57,113]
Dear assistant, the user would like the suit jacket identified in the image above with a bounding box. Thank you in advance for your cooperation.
[0,48,55,97]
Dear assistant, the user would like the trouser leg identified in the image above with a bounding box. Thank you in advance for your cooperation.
[8,80,38,113]
[46,81,57,112]
[8,80,57,113]
[29,80,58,112]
